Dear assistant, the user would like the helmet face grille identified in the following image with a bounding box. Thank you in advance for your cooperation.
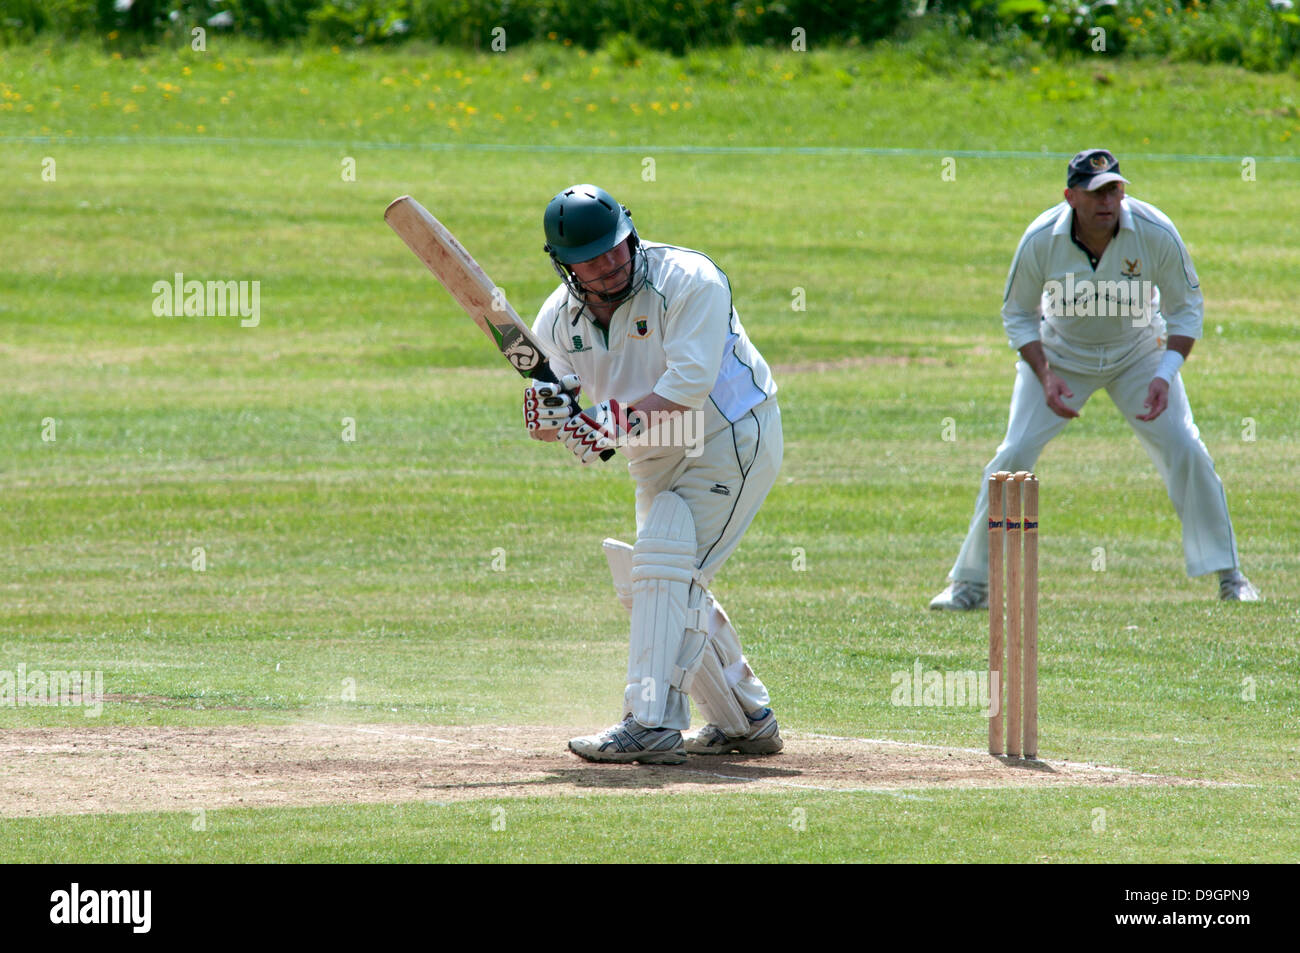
[551,240,647,308]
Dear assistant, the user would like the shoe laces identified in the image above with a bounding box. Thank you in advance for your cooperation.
[615,713,650,735]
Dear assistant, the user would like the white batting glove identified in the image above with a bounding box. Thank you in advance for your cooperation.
[523,374,582,438]
[560,399,644,464]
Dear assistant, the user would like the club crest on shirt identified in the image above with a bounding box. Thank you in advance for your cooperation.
[628,316,652,339]
[1121,257,1141,278]
[569,333,591,353]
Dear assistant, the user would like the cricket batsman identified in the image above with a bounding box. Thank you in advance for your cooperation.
[931,149,1261,610]
[523,184,784,764]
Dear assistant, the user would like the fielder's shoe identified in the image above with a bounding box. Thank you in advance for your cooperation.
[568,714,686,765]
[684,707,784,755]
[929,580,988,611]
[1218,570,1262,602]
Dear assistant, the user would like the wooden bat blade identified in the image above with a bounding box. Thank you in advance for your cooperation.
[384,195,615,461]
[384,195,554,382]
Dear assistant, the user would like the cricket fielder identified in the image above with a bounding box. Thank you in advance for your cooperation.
[523,184,783,764]
[931,149,1260,609]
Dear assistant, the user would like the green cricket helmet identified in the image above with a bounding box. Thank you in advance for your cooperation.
[543,184,646,305]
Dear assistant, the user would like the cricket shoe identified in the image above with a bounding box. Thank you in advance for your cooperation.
[568,714,686,765]
[1219,571,1262,602]
[684,708,784,755]
[928,580,988,611]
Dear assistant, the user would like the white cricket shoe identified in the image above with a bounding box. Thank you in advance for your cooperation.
[568,714,686,765]
[929,580,988,611]
[1219,571,1262,602]
[683,708,784,755]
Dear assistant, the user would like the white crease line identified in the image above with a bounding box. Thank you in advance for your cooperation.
[339,725,539,756]
[330,725,1245,788]
[340,727,923,794]
[805,731,1142,771]
[800,732,1247,786]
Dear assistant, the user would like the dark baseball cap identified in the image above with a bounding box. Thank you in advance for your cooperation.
[1067,148,1130,190]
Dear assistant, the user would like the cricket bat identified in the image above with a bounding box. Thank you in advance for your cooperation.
[384,195,613,459]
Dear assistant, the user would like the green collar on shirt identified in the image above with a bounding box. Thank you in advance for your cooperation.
[573,302,612,348]
[1069,209,1120,270]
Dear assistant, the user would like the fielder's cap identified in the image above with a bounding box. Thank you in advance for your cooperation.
[1067,148,1130,190]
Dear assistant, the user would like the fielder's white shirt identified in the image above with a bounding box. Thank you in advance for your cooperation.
[1002,196,1203,372]
[533,242,777,460]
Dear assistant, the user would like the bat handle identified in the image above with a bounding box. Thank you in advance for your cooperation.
[537,366,616,462]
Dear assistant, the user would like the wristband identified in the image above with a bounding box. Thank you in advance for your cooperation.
[1153,349,1185,383]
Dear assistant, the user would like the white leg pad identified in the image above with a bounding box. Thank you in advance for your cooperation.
[626,492,703,730]
[602,538,635,614]
[688,592,770,737]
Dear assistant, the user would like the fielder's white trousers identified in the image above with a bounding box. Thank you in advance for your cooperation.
[949,350,1239,583]
[628,398,782,715]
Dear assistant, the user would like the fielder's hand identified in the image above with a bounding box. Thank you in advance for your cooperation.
[1041,371,1079,419]
[1136,378,1169,422]
[524,374,582,440]
[561,399,643,464]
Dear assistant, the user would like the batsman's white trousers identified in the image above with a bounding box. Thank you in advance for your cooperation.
[949,349,1239,583]
[628,398,782,716]
[630,398,783,583]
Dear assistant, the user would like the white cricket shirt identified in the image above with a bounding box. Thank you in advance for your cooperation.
[1002,196,1203,372]
[532,242,777,459]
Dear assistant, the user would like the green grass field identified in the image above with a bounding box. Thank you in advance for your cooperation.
[1,37,1297,863]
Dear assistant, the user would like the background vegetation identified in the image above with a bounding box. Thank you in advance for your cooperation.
[2,0,1297,72]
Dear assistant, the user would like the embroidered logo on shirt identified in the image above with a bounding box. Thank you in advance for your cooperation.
[1122,257,1141,278]
[710,483,730,496]
[571,334,585,351]
[628,316,652,339]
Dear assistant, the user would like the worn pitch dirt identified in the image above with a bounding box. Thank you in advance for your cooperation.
[0,724,1217,818]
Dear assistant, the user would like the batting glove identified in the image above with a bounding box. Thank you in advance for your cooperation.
[524,374,582,438]
[561,399,644,464]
